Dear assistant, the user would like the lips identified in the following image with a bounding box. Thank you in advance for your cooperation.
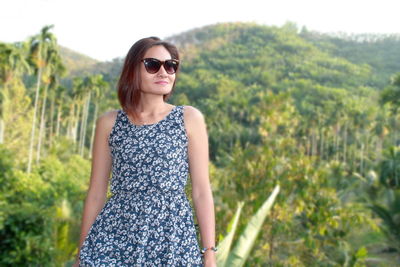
[155,81,168,85]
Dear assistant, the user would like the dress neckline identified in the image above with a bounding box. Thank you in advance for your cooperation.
[121,105,178,127]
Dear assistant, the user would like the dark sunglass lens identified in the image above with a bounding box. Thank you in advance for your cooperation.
[144,59,161,73]
[164,60,178,74]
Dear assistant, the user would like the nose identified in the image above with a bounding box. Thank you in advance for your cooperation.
[156,64,168,76]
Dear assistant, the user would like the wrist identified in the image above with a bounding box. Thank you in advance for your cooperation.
[203,249,217,256]
[200,246,218,254]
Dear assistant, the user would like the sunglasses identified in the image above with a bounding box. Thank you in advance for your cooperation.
[141,58,179,74]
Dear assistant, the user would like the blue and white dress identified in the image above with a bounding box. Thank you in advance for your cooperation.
[79,105,203,266]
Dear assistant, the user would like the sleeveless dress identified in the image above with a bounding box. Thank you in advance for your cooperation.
[79,105,203,266]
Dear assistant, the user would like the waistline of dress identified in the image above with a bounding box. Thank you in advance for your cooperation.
[110,189,187,198]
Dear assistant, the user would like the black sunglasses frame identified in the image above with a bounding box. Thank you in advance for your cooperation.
[141,58,179,74]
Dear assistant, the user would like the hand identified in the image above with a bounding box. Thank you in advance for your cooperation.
[203,251,217,267]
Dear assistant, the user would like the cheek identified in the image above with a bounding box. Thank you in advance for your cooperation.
[140,73,152,86]
[139,67,150,80]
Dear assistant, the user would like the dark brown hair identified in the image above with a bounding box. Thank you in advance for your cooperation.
[117,36,180,121]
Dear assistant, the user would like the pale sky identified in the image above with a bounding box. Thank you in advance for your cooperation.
[1,0,399,61]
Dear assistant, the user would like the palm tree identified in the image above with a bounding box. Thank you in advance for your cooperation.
[71,77,86,154]
[369,146,400,254]
[50,85,66,142]
[74,74,108,157]
[78,76,93,157]
[0,42,30,144]
[66,80,82,143]
[26,24,58,173]
[88,75,108,158]
[380,73,400,148]
[35,46,66,163]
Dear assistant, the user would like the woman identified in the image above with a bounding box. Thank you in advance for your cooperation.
[73,37,217,266]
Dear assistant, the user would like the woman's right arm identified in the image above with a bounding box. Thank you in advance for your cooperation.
[73,111,117,266]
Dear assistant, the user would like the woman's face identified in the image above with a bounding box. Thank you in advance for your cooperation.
[140,45,176,96]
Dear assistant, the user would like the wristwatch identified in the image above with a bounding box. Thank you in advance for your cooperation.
[200,246,218,254]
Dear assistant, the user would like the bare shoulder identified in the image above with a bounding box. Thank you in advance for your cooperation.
[183,105,206,123]
[96,109,119,133]
[182,105,207,136]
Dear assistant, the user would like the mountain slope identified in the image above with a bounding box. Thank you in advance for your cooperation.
[59,45,99,76]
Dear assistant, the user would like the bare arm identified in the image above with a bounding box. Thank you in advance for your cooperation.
[74,111,116,263]
[184,106,216,266]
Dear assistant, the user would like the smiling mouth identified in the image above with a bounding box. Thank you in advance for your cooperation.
[155,81,168,84]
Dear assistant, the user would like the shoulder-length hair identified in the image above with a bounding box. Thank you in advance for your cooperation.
[117,36,180,121]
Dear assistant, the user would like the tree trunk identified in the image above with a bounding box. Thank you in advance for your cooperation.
[393,113,397,147]
[0,119,4,144]
[79,95,87,156]
[0,83,8,144]
[66,102,76,140]
[320,128,324,160]
[73,103,81,147]
[27,66,43,173]
[89,103,98,159]
[376,136,383,163]
[56,104,61,137]
[80,92,91,157]
[360,141,364,175]
[49,91,55,147]
[365,131,370,171]
[335,127,340,162]
[312,128,317,157]
[343,122,348,163]
[36,83,49,163]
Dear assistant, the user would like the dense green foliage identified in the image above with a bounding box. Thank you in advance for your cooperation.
[300,29,400,88]
[1,22,400,266]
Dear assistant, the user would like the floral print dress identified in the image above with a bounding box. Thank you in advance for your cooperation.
[79,105,203,266]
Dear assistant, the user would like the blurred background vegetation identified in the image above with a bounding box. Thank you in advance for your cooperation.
[1,22,400,266]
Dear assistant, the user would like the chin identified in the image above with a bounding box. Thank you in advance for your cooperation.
[149,89,173,96]
[142,87,172,94]
[158,87,173,94]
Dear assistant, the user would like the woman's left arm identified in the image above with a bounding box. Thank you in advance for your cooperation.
[184,106,216,266]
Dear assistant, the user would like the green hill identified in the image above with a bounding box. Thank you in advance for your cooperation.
[61,22,399,163]
[300,29,400,88]
[65,22,400,92]
[58,45,99,76]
